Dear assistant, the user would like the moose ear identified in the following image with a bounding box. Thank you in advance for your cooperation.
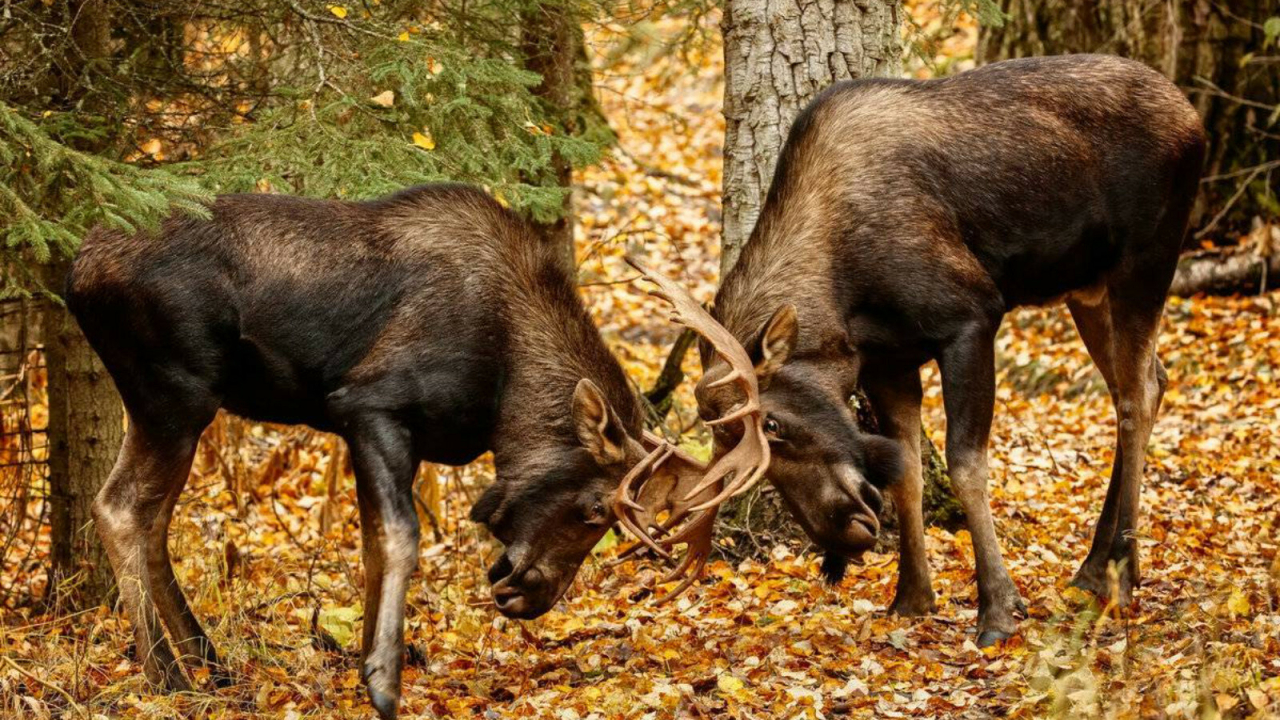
[753,304,798,382]
[572,378,628,467]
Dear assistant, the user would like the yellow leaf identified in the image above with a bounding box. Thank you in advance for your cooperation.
[1228,587,1250,617]
[412,131,435,150]
[717,674,746,699]
[328,5,347,18]
[369,90,395,108]
[398,31,410,42]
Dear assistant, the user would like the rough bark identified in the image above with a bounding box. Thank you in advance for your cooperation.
[977,0,1280,237]
[45,259,123,606]
[520,1,585,272]
[721,0,902,267]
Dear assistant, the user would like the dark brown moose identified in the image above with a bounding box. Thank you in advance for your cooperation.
[693,55,1206,645]
[66,185,733,719]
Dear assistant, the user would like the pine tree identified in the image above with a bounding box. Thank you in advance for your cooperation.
[0,0,616,606]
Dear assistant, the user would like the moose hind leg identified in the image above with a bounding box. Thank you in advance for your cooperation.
[347,414,421,720]
[1066,297,1125,598]
[146,453,226,683]
[1077,296,1165,606]
[93,425,203,691]
[938,325,1025,646]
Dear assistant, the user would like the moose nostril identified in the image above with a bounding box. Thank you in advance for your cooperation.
[493,585,528,614]
[488,554,514,585]
[861,483,884,516]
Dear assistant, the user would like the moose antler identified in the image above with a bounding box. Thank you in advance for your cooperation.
[611,431,718,603]
[609,258,771,602]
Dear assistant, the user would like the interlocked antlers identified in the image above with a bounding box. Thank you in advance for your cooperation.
[611,431,718,602]
[611,258,771,601]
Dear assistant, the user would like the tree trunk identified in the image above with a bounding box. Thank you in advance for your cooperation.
[45,259,123,606]
[717,0,961,555]
[977,0,1280,238]
[43,0,122,608]
[521,1,585,272]
[1169,221,1280,295]
[721,0,902,267]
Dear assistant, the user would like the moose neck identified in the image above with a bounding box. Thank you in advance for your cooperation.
[486,230,641,469]
[717,180,851,364]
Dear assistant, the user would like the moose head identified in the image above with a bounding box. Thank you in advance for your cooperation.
[618,259,903,581]
[471,259,777,617]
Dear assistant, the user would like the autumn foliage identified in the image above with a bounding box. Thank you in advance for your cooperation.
[2,5,1279,720]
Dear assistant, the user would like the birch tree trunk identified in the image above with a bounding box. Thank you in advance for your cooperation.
[720,0,902,269]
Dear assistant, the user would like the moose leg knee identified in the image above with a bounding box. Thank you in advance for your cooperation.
[887,462,937,617]
[866,372,936,617]
[949,458,1025,645]
[146,491,224,681]
[361,521,420,720]
[1080,339,1160,607]
[95,426,213,691]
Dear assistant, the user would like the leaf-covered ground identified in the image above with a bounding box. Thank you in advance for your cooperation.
[4,9,1280,720]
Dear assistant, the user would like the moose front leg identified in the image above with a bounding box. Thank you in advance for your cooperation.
[346,414,421,720]
[938,326,1025,646]
[863,369,936,616]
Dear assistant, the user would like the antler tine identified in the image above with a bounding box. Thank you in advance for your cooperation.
[611,443,676,559]
[623,257,771,505]
[688,461,767,513]
[609,259,775,604]
[679,421,767,501]
[705,368,745,389]
[705,399,760,426]
[652,512,715,604]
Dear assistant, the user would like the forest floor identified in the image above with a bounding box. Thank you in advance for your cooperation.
[4,9,1280,720]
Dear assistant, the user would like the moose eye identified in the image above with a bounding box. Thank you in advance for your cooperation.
[583,501,608,526]
[763,417,782,438]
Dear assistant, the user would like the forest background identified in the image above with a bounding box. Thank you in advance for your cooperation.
[1,0,1279,717]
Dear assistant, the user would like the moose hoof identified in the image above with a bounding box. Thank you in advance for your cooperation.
[974,588,1024,648]
[1070,565,1136,607]
[976,629,1013,647]
[888,591,937,617]
[367,685,399,720]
